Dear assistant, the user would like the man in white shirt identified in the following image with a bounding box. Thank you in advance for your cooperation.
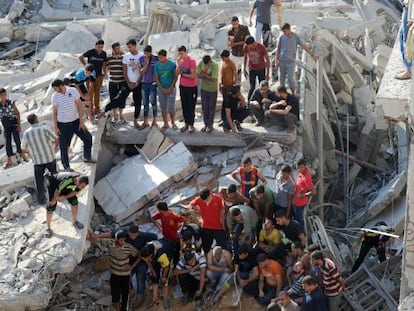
[122,39,144,128]
[51,79,95,172]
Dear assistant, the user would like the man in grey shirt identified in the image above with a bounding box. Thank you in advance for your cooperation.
[274,164,295,218]
[276,23,317,95]
[249,0,275,47]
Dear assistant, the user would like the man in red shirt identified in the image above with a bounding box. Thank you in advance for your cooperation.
[152,201,186,264]
[292,158,316,230]
[189,188,227,254]
[243,36,270,102]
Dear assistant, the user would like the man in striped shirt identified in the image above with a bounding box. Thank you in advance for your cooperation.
[94,231,140,311]
[51,79,94,172]
[21,114,57,205]
[311,250,345,311]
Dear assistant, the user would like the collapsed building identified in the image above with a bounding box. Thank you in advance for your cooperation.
[0,0,413,309]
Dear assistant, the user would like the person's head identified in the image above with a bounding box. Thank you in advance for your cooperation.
[301,253,311,272]
[127,39,137,53]
[115,230,126,246]
[245,35,255,45]
[229,84,241,97]
[238,243,249,260]
[276,86,288,99]
[275,209,289,226]
[200,188,210,201]
[227,184,237,198]
[202,55,211,65]
[277,291,291,308]
[281,23,292,36]
[181,229,193,244]
[178,45,187,59]
[291,241,305,257]
[27,114,39,125]
[156,201,169,212]
[144,45,152,57]
[264,218,275,230]
[302,275,318,293]
[255,185,265,200]
[257,253,268,269]
[112,41,121,54]
[158,49,168,63]
[242,157,253,171]
[212,246,223,261]
[63,78,71,86]
[95,39,104,52]
[311,250,324,267]
[128,225,139,240]
[184,252,196,266]
[51,79,66,93]
[259,80,269,95]
[76,175,89,190]
[280,164,292,180]
[0,87,7,102]
[293,261,305,276]
[231,16,239,29]
[220,49,230,60]
[297,158,307,174]
[85,63,95,77]
[231,207,243,222]
[140,244,154,260]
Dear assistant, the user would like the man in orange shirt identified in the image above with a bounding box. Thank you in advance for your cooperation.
[257,253,285,306]
[220,49,238,122]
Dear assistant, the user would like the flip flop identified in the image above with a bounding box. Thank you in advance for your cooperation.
[139,123,150,130]
[172,124,178,130]
[161,125,169,132]
[395,73,411,80]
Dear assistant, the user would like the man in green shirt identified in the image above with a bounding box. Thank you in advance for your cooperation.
[197,55,218,133]
[250,185,275,237]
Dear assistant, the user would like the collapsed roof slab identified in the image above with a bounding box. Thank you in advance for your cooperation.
[94,141,197,222]
[0,118,105,311]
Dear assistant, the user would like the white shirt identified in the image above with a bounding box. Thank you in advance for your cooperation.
[51,86,80,123]
[122,52,143,83]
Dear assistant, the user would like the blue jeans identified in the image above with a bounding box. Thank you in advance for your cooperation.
[399,6,412,70]
[279,60,295,89]
[141,83,157,118]
[133,261,148,296]
[293,205,305,231]
[58,119,92,169]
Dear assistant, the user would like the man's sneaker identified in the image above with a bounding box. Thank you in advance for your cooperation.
[44,228,53,238]
[73,221,84,230]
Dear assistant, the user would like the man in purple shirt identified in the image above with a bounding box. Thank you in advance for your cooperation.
[139,45,159,129]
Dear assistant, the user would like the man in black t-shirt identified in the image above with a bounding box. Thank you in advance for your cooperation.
[249,80,280,126]
[265,86,299,130]
[223,85,250,133]
[79,39,107,114]
[45,173,89,238]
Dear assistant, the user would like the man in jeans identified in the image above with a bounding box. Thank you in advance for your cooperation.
[21,114,57,205]
[139,45,159,129]
[51,79,94,172]
[249,0,274,47]
[197,55,219,133]
[243,36,270,101]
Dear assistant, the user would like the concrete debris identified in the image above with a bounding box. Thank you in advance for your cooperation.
[6,0,25,21]
[101,20,138,49]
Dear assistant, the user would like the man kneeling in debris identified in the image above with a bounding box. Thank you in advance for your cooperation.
[44,173,88,237]
[264,96,298,131]
[222,84,250,133]
[249,80,280,127]
[140,240,174,308]
[92,231,140,311]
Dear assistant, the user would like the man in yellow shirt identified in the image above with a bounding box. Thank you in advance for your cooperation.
[258,218,282,253]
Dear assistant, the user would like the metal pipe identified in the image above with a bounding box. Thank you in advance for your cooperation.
[316,58,324,220]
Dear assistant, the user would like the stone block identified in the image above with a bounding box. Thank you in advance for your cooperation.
[228,148,244,161]
[6,0,25,21]
[0,198,30,220]
[164,186,197,206]
[261,166,276,179]
[212,27,228,54]
[189,27,201,49]
[352,85,371,119]
[0,18,13,43]
[102,20,138,50]
[149,31,190,54]
[243,147,270,161]
[82,287,102,300]
[267,142,282,157]
[140,126,174,162]
[201,23,216,41]
[218,174,237,188]
[211,151,228,166]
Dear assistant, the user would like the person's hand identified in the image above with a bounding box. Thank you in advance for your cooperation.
[79,122,88,132]
[127,82,136,90]
[83,94,90,101]
[190,266,197,273]
[249,21,253,27]
[270,298,278,303]
[195,289,202,297]
[312,54,318,62]
[243,69,248,79]
[17,124,21,132]
[259,290,264,297]
[225,268,232,273]
[239,279,246,288]
[54,126,60,136]
[56,196,65,202]
[262,98,271,103]
[123,264,131,271]
[265,72,270,81]
[161,276,167,284]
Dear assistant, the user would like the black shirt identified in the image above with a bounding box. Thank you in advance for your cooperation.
[278,219,304,244]
[83,48,107,76]
[286,94,299,119]
[251,90,280,109]
[239,248,259,273]
[110,226,157,251]
[224,94,242,118]
[302,287,329,311]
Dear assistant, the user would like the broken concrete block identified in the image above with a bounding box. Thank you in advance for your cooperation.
[189,27,201,49]
[180,14,196,31]
[243,147,270,161]
[268,142,282,157]
[0,18,12,43]
[102,20,138,50]
[36,52,81,73]
[95,296,112,306]
[6,0,25,21]
[94,141,197,222]
[82,287,102,301]
[218,174,237,188]
[149,31,190,54]
[196,173,215,186]
[212,27,229,54]
[1,198,30,220]
[164,186,197,206]
[211,151,228,166]
[352,85,371,120]
[140,126,174,162]
[201,23,216,41]
[261,166,276,179]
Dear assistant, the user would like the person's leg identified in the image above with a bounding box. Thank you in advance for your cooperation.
[12,126,22,154]
[188,86,197,127]
[287,62,296,95]
[249,104,265,125]
[57,122,73,170]
[279,62,287,87]
[133,84,142,126]
[258,68,265,83]
[34,164,46,204]
[262,23,271,48]
[120,275,130,311]
[400,6,412,71]
[106,82,119,116]
[72,119,93,161]
[376,241,387,263]
[255,22,264,43]
[134,262,148,300]
[168,88,177,127]
[248,69,258,101]
[4,127,13,164]
[352,237,376,272]
[110,274,122,311]
[93,75,104,113]
[200,228,214,255]
[213,229,228,249]
[159,89,169,127]
[292,205,305,230]
[234,108,251,124]
[180,86,189,127]
[328,295,341,311]
[150,84,158,125]
[201,89,209,128]
[141,83,150,125]
[207,91,217,128]
[285,112,298,129]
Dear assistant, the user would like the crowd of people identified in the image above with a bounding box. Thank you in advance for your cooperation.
[85,157,369,311]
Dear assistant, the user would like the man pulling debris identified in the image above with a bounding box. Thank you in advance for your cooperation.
[44,172,89,238]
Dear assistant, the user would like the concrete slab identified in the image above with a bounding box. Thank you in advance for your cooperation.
[140,126,175,162]
[149,31,190,54]
[94,142,197,222]
[101,20,138,49]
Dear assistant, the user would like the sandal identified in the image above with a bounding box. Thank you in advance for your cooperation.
[3,162,13,169]
[139,123,150,130]
[161,125,169,132]
[205,127,213,133]
[188,126,195,133]
[180,125,188,132]
[172,123,178,130]
[200,126,207,132]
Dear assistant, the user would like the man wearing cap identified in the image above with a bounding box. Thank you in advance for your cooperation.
[89,225,157,307]
[92,231,140,311]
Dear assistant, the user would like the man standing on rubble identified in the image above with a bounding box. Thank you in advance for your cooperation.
[228,16,251,81]
[231,157,267,199]
[21,114,57,205]
[79,39,107,116]
[51,79,95,172]
[248,0,275,47]
[123,39,144,128]
[276,23,317,95]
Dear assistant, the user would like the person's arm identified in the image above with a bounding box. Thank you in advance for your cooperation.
[89,231,111,242]
[257,170,267,185]
[75,98,88,131]
[182,60,196,79]
[287,190,294,219]
[238,192,251,205]
[154,71,166,94]
[275,274,283,296]
[225,107,238,134]
[230,168,241,183]
[244,267,259,285]
[243,52,249,79]
[258,273,265,297]
[249,7,256,27]
[168,66,178,95]
[270,104,292,115]
[224,251,234,272]
[264,203,271,219]
[140,56,150,75]
[52,105,60,136]
[298,232,307,246]
[196,266,207,296]
[353,232,366,248]
[152,216,163,233]
[252,198,260,214]
[302,43,317,61]
[232,63,238,84]
[12,102,21,132]
[79,54,86,65]
[264,49,270,80]
[207,252,226,272]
